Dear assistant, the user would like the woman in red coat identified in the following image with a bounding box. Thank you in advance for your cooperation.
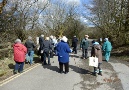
[13,39,27,74]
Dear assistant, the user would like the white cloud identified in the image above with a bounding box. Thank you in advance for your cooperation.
[62,0,81,6]
[80,16,88,23]
[38,0,48,4]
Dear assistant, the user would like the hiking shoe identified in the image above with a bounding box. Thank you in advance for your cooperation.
[65,72,68,74]
[44,63,47,65]
[98,72,102,76]
[94,73,97,76]
[19,71,23,73]
[13,70,18,74]
[48,63,51,65]
[60,71,63,74]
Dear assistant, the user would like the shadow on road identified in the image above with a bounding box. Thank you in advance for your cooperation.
[8,63,14,69]
[42,65,60,73]
[42,64,94,76]
[69,65,94,76]
[33,57,42,64]
[70,54,80,58]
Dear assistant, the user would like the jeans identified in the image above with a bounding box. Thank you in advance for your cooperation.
[26,51,34,64]
[14,61,24,72]
[82,49,88,58]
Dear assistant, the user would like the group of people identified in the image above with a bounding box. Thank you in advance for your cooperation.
[74,34,112,76]
[12,35,72,74]
[12,34,112,76]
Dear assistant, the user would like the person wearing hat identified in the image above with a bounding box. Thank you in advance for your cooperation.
[13,39,27,74]
[71,35,78,54]
[25,36,36,65]
[102,38,112,62]
[91,41,103,76]
[80,35,90,59]
[56,36,72,74]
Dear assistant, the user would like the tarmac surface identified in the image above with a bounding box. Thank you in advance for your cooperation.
[0,40,129,90]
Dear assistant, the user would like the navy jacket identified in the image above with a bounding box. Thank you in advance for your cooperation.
[41,40,52,52]
[71,37,78,47]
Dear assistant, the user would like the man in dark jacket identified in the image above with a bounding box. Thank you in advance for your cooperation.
[80,35,89,59]
[25,36,36,65]
[38,34,44,56]
[71,36,78,54]
[38,34,44,63]
[41,37,52,65]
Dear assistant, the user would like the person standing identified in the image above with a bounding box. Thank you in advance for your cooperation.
[56,36,72,74]
[39,34,44,47]
[49,35,54,58]
[102,38,112,62]
[80,35,89,59]
[13,39,27,74]
[71,35,78,54]
[91,42,103,76]
[41,37,52,65]
[38,34,44,56]
[25,36,36,65]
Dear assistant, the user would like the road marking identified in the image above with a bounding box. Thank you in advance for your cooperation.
[0,63,41,86]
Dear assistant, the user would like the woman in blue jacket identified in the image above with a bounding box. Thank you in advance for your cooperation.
[102,38,112,62]
[56,36,72,74]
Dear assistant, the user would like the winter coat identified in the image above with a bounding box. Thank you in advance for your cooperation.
[56,41,71,63]
[13,43,27,62]
[80,38,89,49]
[39,36,44,47]
[102,41,112,51]
[41,40,52,52]
[71,37,78,47]
[93,44,102,63]
[25,40,36,52]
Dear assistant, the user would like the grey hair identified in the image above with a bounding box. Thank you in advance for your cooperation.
[28,36,32,40]
[41,34,44,37]
[45,37,49,40]
[15,39,21,43]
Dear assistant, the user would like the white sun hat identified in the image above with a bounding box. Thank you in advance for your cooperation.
[61,36,68,42]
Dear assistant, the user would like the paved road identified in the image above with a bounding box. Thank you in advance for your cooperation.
[0,40,129,90]
[0,52,83,90]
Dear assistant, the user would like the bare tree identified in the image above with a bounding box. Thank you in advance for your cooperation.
[83,0,129,46]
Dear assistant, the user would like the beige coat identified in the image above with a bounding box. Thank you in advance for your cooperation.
[94,44,102,63]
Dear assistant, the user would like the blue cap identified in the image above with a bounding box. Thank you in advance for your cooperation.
[93,42,99,45]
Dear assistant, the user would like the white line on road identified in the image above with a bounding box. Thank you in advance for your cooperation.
[0,63,41,86]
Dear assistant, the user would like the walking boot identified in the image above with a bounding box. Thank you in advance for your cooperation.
[13,70,18,74]
[98,72,102,76]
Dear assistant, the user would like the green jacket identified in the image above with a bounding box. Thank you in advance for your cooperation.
[102,41,112,51]
[80,39,89,49]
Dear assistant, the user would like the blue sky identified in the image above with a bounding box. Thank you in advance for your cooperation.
[0,0,94,27]
[0,0,2,3]
[58,0,93,26]
[80,0,94,27]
